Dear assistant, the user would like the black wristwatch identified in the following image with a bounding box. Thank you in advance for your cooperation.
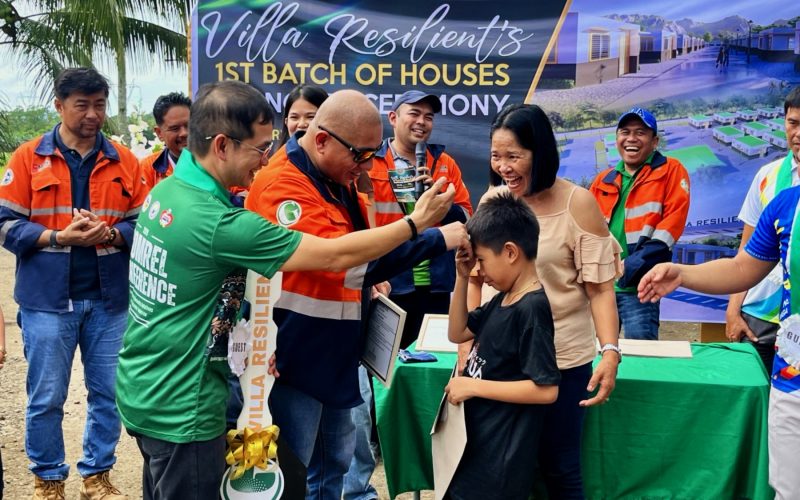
[49,230,63,249]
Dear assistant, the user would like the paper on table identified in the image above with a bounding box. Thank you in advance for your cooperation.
[430,365,467,500]
[417,314,458,353]
[607,339,693,358]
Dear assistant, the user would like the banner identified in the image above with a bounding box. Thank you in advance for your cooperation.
[191,1,800,323]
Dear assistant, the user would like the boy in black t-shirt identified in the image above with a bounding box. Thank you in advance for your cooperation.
[444,192,560,500]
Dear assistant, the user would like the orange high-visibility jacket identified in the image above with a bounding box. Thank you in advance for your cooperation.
[368,140,472,294]
[246,137,446,407]
[589,151,690,288]
[139,149,173,190]
[0,128,145,312]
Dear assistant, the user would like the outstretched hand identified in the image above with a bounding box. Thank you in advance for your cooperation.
[637,263,682,303]
[410,178,455,231]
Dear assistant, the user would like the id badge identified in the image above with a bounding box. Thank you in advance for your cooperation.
[776,314,800,369]
[227,319,251,376]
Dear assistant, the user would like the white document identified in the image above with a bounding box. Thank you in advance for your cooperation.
[611,339,693,358]
[417,314,458,353]
[362,294,406,388]
[431,365,467,500]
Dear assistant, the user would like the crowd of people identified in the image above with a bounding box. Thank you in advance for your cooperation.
[0,64,797,499]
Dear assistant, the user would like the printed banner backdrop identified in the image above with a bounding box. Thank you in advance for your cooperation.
[191,1,800,323]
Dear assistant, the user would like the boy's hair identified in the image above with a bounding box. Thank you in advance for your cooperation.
[467,191,539,259]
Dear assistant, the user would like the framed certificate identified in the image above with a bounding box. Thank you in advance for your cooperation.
[417,314,457,353]
[362,294,407,388]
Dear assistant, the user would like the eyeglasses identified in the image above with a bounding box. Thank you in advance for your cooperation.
[318,125,379,164]
[205,135,273,165]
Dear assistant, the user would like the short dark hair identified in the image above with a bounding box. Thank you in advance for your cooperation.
[152,92,191,125]
[278,84,329,147]
[188,81,275,157]
[54,68,109,100]
[785,87,800,114]
[489,104,559,195]
[467,191,539,260]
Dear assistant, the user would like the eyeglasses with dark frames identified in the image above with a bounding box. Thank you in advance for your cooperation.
[205,135,274,165]
[317,125,380,164]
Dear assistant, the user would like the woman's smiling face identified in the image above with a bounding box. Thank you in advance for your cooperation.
[490,127,533,197]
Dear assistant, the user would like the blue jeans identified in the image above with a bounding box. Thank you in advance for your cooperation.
[343,366,378,500]
[616,292,660,340]
[19,301,126,480]
[269,383,356,500]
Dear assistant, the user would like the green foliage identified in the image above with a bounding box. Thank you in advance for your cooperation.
[0,106,60,151]
[537,78,575,90]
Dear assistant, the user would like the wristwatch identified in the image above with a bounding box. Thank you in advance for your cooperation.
[49,230,63,249]
[600,343,622,362]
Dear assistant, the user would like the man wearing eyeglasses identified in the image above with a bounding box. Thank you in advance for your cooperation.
[140,92,191,190]
[246,89,468,499]
[589,108,690,340]
[115,82,458,499]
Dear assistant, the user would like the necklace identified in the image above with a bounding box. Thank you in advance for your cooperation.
[504,279,540,305]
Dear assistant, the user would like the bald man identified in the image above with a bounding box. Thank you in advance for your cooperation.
[247,90,466,498]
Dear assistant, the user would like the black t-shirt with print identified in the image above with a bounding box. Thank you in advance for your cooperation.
[448,289,560,500]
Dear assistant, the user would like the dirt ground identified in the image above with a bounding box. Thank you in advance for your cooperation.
[0,249,699,499]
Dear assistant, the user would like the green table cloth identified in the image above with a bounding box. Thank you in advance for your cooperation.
[374,343,772,499]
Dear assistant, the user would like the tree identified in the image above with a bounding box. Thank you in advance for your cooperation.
[0,0,191,131]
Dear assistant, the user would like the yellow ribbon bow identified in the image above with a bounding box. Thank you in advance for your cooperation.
[225,425,280,480]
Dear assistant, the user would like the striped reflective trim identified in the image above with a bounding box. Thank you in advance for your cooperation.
[0,219,19,245]
[625,224,654,244]
[275,291,361,321]
[652,229,676,249]
[31,206,72,217]
[375,202,403,214]
[625,202,662,219]
[95,208,126,218]
[344,263,368,289]
[41,246,70,253]
[0,199,31,216]
[97,246,122,256]
[124,207,141,218]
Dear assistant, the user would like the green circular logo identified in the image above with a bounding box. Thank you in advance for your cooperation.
[220,463,284,500]
[276,200,302,227]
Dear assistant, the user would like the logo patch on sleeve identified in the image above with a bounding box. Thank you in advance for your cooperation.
[276,200,302,227]
[0,169,12,186]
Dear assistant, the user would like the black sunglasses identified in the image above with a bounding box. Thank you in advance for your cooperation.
[205,135,274,166]
[318,124,380,164]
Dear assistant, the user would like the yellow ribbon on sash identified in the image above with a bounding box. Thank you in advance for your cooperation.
[224,425,280,480]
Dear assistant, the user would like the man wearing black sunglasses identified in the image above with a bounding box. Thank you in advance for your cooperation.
[246,89,468,499]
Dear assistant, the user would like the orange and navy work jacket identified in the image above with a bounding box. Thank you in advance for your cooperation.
[246,135,446,408]
[140,149,174,190]
[369,140,472,294]
[0,127,145,312]
[589,151,690,288]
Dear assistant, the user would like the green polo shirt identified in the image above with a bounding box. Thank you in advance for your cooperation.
[116,150,301,443]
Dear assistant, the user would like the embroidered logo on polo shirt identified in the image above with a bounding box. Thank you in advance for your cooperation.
[276,200,301,227]
[0,169,12,186]
[148,200,161,220]
[159,209,173,228]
